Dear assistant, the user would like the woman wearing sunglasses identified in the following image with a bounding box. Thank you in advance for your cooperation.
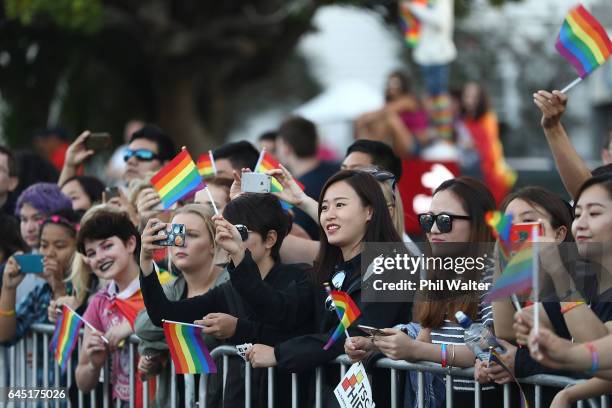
[346,176,502,406]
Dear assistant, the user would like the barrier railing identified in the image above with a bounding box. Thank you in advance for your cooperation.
[0,324,604,408]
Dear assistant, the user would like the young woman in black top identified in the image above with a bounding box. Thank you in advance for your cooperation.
[139,193,314,407]
[218,170,411,405]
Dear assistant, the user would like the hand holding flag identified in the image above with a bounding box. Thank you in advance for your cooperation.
[324,286,361,350]
[555,4,612,92]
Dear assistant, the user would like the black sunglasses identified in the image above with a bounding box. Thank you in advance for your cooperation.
[124,148,159,162]
[418,212,471,233]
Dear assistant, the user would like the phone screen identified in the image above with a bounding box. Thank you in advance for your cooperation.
[85,133,112,150]
[14,254,44,274]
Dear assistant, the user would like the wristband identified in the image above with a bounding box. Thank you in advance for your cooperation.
[560,301,585,314]
[441,343,447,368]
[585,342,599,375]
[0,308,15,317]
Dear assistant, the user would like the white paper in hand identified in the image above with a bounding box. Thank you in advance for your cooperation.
[334,362,375,408]
[236,343,253,362]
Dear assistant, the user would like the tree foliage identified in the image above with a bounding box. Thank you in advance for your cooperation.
[0,0,521,150]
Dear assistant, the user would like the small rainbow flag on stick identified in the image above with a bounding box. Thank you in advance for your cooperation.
[197,151,217,178]
[486,225,539,303]
[555,4,612,92]
[151,149,204,209]
[50,305,84,372]
[254,150,286,194]
[163,320,217,374]
[323,287,361,350]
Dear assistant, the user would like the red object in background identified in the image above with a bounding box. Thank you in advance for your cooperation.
[397,159,460,236]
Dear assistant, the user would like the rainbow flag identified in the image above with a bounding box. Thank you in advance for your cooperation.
[486,240,534,302]
[485,211,512,243]
[163,321,217,374]
[197,150,217,179]
[324,290,361,350]
[555,4,612,79]
[51,305,83,372]
[399,0,428,48]
[254,150,285,193]
[151,149,204,209]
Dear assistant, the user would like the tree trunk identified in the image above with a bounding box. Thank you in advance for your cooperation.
[155,74,214,154]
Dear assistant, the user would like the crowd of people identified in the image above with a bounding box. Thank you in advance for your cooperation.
[0,80,609,408]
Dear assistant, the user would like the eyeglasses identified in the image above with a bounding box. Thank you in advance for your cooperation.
[123,149,159,162]
[418,212,471,233]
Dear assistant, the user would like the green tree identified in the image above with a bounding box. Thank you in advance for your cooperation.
[0,0,520,150]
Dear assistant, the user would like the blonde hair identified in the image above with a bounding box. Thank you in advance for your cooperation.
[377,179,406,237]
[67,204,120,305]
[172,204,217,252]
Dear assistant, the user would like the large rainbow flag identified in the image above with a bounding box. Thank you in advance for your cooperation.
[151,149,204,209]
[324,290,361,350]
[555,4,612,79]
[163,320,217,374]
[197,150,217,179]
[51,305,83,372]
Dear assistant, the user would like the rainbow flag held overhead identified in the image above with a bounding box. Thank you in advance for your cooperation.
[486,238,535,303]
[151,149,205,209]
[555,4,612,79]
[163,321,217,374]
[324,290,361,350]
[197,150,217,179]
[51,305,84,372]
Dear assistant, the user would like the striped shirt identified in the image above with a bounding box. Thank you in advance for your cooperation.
[430,268,496,392]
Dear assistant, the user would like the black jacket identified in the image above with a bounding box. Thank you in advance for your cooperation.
[140,252,315,407]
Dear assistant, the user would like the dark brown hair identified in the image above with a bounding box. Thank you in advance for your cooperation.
[414,177,496,328]
[314,170,402,285]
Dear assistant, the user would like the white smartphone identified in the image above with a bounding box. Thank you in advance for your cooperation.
[241,172,271,193]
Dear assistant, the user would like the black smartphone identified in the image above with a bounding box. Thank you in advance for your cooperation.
[85,133,112,150]
[104,186,120,201]
[154,224,186,247]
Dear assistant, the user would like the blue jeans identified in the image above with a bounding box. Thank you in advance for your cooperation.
[419,64,450,95]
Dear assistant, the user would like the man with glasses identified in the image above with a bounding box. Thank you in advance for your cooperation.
[58,124,176,191]
[122,125,176,182]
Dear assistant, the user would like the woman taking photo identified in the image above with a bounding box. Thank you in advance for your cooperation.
[134,204,229,407]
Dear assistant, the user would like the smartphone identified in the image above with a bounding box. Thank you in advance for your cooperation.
[510,222,544,244]
[14,254,44,274]
[241,173,271,193]
[153,224,186,247]
[85,133,112,150]
[357,324,390,337]
[104,186,120,202]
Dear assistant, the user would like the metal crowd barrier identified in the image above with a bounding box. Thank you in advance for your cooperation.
[0,324,603,407]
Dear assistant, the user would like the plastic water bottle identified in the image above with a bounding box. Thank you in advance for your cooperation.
[455,311,505,361]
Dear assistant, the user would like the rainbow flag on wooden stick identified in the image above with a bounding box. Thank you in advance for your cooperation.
[51,305,84,372]
[324,289,361,350]
[151,149,204,209]
[197,150,217,178]
[163,320,217,374]
[556,4,612,79]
